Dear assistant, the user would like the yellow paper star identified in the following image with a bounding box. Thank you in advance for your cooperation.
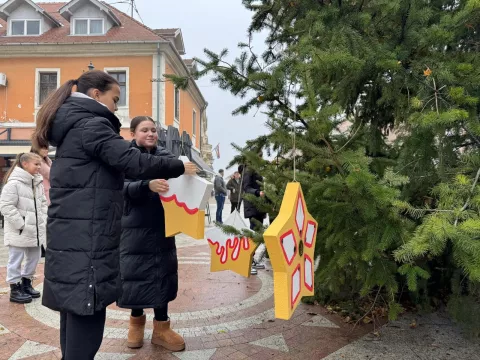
[160,156,213,239]
[206,210,258,278]
[264,182,318,320]
[161,199,207,239]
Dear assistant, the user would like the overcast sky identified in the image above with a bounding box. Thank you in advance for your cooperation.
[37,0,269,173]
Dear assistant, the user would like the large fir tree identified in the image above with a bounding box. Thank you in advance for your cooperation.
[176,0,480,330]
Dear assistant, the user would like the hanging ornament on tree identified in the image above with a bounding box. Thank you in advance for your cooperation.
[206,210,258,278]
[160,156,213,239]
[263,182,317,320]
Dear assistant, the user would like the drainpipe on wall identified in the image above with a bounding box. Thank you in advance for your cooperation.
[156,43,161,128]
[199,102,208,154]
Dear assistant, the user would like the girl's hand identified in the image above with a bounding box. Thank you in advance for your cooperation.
[184,162,198,176]
[149,179,169,193]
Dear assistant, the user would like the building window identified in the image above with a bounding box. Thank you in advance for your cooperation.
[73,19,104,35]
[39,72,58,105]
[174,86,180,122]
[107,71,127,107]
[11,20,40,36]
[90,19,103,34]
[192,110,197,137]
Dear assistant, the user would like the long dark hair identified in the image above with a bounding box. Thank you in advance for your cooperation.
[130,116,155,133]
[30,145,48,162]
[32,70,119,149]
[3,153,41,184]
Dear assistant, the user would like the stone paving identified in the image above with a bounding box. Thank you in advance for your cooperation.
[0,200,373,359]
[324,312,480,360]
[2,199,476,359]
[0,239,371,360]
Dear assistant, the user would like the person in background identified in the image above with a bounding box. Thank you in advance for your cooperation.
[118,116,187,352]
[30,145,51,258]
[214,169,227,223]
[30,145,52,205]
[0,153,47,304]
[31,70,197,360]
[226,171,242,213]
[239,153,267,274]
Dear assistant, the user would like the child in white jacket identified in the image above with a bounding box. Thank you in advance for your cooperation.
[0,153,47,304]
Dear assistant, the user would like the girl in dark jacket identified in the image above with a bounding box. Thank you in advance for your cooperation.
[118,116,185,351]
[31,71,197,360]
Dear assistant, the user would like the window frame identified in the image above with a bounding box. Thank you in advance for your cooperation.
[174,86,180,126]
[192,109,197,138]
[34,68,61,112]
[104,67,129,109]
[9,19,41,36]
[72,18,105,36]
[107,71,127,107]
[104,67,130,127]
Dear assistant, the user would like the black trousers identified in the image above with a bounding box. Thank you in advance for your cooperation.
[60,309,106,360]
[231,201,239,213]
[249,214,265,231]
[131,305,168,321]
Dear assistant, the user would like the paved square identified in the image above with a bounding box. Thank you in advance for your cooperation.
[0,202,371,359]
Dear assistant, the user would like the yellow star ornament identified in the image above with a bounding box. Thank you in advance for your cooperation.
[160,156,213,239]
[206,210,258,278]
[264,182,318,320]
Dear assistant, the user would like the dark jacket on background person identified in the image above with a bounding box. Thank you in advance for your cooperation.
[42,96,185,316]
[226,177,241,203]
[214,175,227,195]
[241,167,266,220]
[117,141,180,309]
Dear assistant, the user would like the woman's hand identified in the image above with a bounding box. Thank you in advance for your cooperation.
[149,179,169,193]
[184,162,198,176]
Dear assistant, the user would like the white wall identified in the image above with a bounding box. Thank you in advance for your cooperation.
[7,2,52,36]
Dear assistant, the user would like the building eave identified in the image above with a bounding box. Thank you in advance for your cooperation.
[160,42,207,108]
[153,28,186,55]
[0,41,166,57]
[174,28,186,55]
[0,40,163,46]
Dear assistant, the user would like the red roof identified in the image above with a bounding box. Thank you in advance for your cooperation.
[153,28,180,35]
[0,2,165,45]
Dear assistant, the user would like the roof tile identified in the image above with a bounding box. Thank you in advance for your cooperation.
[0,1,166,44]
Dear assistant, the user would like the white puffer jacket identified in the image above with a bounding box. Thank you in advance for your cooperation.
[0,167,47,247]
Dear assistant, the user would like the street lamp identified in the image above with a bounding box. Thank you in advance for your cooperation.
[88,61,95,71]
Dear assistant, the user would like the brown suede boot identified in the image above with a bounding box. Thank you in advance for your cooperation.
[127,314,146,349]
[151,319,185,352]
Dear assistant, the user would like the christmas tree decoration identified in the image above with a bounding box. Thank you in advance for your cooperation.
[206,210,258,278]
[264,182,317,320]
[160,156,213,239]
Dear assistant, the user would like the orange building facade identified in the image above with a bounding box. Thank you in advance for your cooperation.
[0,0,213,176]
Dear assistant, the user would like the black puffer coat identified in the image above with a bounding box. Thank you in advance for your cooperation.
[242,167,266,219]
[42,96,185,316]
[117,141,179,309]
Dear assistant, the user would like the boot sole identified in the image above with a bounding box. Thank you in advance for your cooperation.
[152,339,185,352]
[127,342,143,349]
[10,298,32,304]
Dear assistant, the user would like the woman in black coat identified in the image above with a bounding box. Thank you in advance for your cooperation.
[32,71,197,360]
[239,162,267,228]
[118,116,185,351]
[239,157,268,273]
